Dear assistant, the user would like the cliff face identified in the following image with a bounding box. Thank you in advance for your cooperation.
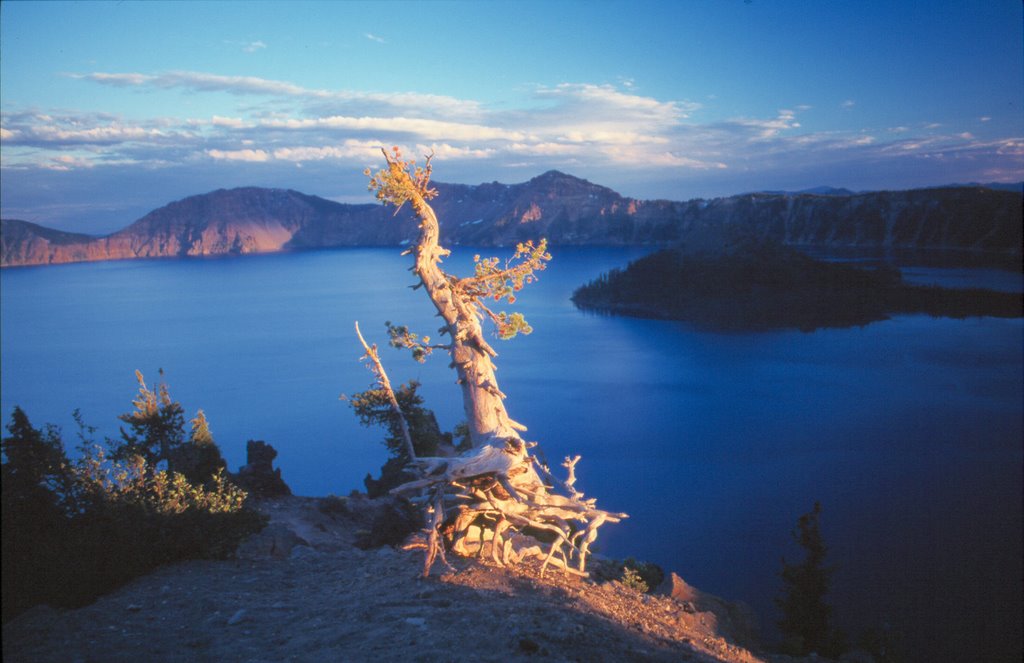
[688,187,1023,254]
[1,219,102,266]
[2,173,1020,267]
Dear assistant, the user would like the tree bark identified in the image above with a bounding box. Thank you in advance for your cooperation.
[366,150,625,577]
[386,153,525,448]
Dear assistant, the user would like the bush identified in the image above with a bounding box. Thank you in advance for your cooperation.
[621,567,649,593]
[590,556,664,594]
[57,450,265,607]
[622,557,665,593]
[1,381,266,622]
[349,379,459,496]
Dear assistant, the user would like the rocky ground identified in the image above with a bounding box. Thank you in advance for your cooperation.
[2,495,834,663]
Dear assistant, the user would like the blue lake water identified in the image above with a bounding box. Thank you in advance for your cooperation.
[1,247,1021,661]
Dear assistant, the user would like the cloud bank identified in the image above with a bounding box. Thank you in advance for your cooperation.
[1,69,1021,232]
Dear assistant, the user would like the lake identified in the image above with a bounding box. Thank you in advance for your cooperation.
[1,247,1021,661]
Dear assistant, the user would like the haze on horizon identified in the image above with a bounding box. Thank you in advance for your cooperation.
[1,0,1022,235]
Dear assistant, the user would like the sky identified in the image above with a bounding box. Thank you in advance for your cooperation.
[1,0,1022,234]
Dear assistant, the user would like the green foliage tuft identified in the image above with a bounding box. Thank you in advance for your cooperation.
[111,369,186,470]
[348,380,457,496]
[464,239,550,340]
[384,321,435,363]
[623,557,665,593]
[621,566,650,593]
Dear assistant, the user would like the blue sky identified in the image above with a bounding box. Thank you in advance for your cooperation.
[1,0,1022,234]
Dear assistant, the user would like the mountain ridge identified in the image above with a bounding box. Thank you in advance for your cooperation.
[2,172,1021,267]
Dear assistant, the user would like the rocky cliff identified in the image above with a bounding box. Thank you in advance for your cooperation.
[2,173,1020,267]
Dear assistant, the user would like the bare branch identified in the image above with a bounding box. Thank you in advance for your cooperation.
[355,321,417,463]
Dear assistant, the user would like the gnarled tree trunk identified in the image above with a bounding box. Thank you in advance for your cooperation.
[404,183,525,448]
[362,149,625,576]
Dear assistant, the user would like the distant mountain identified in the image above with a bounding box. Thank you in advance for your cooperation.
[2,173,1021,267]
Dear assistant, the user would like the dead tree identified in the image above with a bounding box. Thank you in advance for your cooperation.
[359,147,625,577]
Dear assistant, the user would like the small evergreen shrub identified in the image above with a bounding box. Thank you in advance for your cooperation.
[776,502,846,657]
[621,566,650,593]
[622,557,665,592]
[348,379,459,496]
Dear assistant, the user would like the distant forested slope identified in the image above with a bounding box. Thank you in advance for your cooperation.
[572,240,1023,331]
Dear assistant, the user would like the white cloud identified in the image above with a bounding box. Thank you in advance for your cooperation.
[80,70,483,118]
[243,41,267,53]
[365,33,387,44]
[272,140,383,161]
[9,71,1021,193]
[259,115,527,142]
[535,83,700,122]
[556,130,669,145]
[841,100,856,109]
[82,71,323,97]
[211,115,246,128]
[416,143,494,160]
[206,148,270,162]
[273,146,348,161]
[21,123,169,145]
[730,109,802,140]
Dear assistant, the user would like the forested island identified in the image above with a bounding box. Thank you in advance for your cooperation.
[571,240,1023,332]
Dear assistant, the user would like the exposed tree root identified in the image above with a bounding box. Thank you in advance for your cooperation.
[391,437,626,577]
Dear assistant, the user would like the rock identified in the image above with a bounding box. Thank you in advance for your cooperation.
[657,572,703,603]
[236,523,309,560]
[656,573,760,648]
[233,440,291,497]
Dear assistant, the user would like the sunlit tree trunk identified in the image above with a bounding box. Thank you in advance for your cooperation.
[362,148,624,577]
[404,176,526,447]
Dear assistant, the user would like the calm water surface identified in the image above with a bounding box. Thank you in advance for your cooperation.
[2,247,1021,661]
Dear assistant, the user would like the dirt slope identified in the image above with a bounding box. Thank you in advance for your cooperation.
[3,496,773,662]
